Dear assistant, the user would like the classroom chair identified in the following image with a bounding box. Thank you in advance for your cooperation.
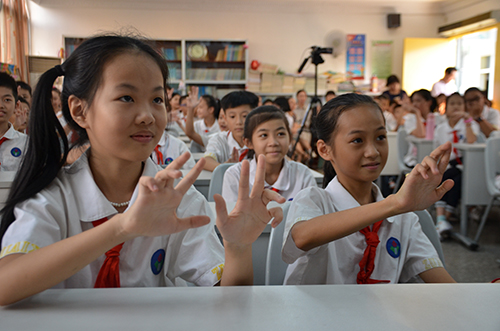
[264,207,446,286]
[264,202,291,285]
[207,163,234,202]
[414,209,446,267]
[472,136,500,245]
[393,128,412,194]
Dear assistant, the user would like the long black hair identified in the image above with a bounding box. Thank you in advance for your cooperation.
[314,93,383,188]
[0,35,169,241]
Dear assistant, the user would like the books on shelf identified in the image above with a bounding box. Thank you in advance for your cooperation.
[162,46,182,61]
[187,68,245,81]
[214,44,245,62]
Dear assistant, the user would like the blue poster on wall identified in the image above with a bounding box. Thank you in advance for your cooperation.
[346,34,366,80]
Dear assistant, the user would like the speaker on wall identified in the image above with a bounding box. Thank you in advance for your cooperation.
[387,14,401,28]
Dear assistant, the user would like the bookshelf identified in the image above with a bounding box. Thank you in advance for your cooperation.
[63,38,248,97]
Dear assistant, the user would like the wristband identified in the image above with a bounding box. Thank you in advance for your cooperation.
[492,278,500,283]
[464,117,473,124]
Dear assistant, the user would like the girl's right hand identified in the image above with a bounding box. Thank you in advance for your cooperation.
[120,152,210,239]
[393,142,455,213]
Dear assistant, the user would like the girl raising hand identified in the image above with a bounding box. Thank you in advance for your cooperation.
[0,35,284,306]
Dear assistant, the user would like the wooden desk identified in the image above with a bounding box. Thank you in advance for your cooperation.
[2,285,499,330]
[406,136,433,163]
[454,143,491,238]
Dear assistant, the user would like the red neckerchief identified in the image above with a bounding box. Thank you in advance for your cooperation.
[0,137,9,166]
[92,217,124,288]
[357,220,390,284]
[154,145,164,165]
[451,130,462,165]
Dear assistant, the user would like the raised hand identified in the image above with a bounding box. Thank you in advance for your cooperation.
[226,147,239,163]
[121,152,210,238]
[186,86,200,111]
[214,155,286,247]
[394,142,454,212]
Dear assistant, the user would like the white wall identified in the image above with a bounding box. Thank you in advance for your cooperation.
[28,0,445,83]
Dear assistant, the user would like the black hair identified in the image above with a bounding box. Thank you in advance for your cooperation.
[179,95,187,104]
[0,34,169,241]
[244,105,291,160]
[411,89,437,113]
[17,96,29,106]
[378,94,390,101]
[16,81,32,95]
[445,67,457,75]
[200,94,221,120]
[314,93,384,188]
[220,90,258,112]
[325,90,336,97]
[464,87,482,97]
[263,99,274,105]
[273,96,291,112]
[0,72,18,101]
[386,75,400,86]
[296,89,306,97]
[445,92,463,108]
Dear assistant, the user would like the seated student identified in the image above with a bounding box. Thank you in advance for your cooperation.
[273,97,293,131]
[393,103,407,132]
[222,106,316,202]
[402,89,440,167]
[184,88,220,153]
[203,91,259,171]
[433,93,479,239]
[282,93,456,285]
[0,35,286,306]
[382,75,408,103]
[0,72,28,171]
[166,92,184,137]
[16,81,32,106]
[464,87,499,138]
[325,90,336,102]
[218,107,228,132]
[10,96,29,133]
[374,94,397,131]
[151,130,195,169]
[262,99,274,106]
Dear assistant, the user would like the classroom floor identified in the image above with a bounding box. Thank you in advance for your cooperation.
[437,206,500,283]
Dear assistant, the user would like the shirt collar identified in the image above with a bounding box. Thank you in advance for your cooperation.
[324,176,394,223]
[66,149,160,222]
[248,157,290,191]
[2,123,19,139]
[156,131,168,147]
[227,131,247,152]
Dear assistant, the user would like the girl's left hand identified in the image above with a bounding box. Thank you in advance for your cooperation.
[214,155,286,247]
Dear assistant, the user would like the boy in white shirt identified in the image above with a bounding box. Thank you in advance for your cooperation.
[203,91,259,171]
[464,87,500,139]
[0,72,28,171]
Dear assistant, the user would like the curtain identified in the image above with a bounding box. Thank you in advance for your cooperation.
[0,0,29,82]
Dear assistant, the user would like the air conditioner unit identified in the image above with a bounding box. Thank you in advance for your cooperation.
[438,10,500,37]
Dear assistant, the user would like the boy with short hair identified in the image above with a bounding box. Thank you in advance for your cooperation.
[203,91,258,171]
[0,72,28,171]
[16,81,32,106]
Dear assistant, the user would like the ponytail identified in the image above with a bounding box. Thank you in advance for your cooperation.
[0,35,170,242]
[0,65,69,240]
[201,95,220,120]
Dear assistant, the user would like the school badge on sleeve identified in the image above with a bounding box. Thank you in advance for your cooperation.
[386,237,401,258]
[151,249,166,275]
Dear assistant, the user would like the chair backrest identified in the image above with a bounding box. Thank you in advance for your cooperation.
[207,163,235,202]
[413,209,445,267]
[264,202,291,285]
[484,137,500,196]
[396,128,411,172]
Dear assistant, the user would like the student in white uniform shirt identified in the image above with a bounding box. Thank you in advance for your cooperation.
[0,36,286,306]
[203,91,259,171]
[184,90,220,153]
[402,89,443,167]
[282,93,457,285]
[0,72,28,171]
[464,87,500,139]
[222,106,316,202]
[433,93,479,238]
[151,130,195,169]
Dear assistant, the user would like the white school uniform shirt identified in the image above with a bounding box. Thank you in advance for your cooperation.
[282,177,443,285]
[0,124,28,171]
[222,157,317,202]
[0,150,225,288]
[481,105,500,130]
[285,113,294,131]
[431,79,457,97]
[204,131,248,164]
[190,119,220,153]
[151,131,195,169]
[433,118,480,161]
[383,110,397,131]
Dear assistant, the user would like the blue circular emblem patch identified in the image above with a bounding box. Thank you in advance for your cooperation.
[10,147,21,157]
[386,237,401,258]
[165,157,173,165]
[151,249,165,275]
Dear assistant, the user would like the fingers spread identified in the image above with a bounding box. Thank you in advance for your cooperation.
[175,157,205,195]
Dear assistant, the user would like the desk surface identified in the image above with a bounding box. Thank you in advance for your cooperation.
[1,285,498,330]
